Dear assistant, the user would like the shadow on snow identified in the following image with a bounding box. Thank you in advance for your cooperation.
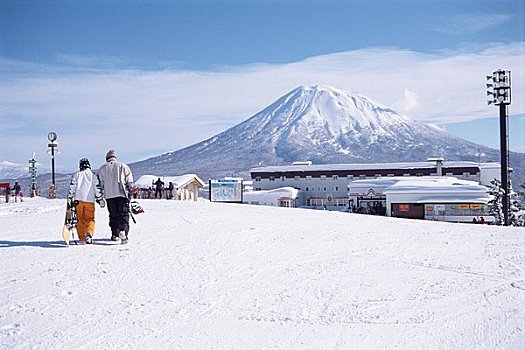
[0,238,116,248]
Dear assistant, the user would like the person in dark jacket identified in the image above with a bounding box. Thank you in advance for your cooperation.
[168,182,174,200]
[153,178,164,199]
[13,181,22,202]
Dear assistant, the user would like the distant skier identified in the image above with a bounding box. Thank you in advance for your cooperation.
[153,178,164,199]
[98,149,134,244]
[67,158,105,244]
[13,181,22,202]
[168,182,174,200]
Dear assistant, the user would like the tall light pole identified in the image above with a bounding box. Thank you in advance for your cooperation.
[47,132,58,199]
[486,69,511,226]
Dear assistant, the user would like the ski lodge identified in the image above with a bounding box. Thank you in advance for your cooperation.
[248,159,501,222]
[134,174,204,201]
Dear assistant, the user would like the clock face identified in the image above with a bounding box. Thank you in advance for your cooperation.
[48,132,57,142]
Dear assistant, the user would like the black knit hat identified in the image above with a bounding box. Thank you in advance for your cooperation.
[79,158,91,170]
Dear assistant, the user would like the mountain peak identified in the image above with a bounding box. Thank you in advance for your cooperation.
[130,85,511,182]
[267,84,413,137]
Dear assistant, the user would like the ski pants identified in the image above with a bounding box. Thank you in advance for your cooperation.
[76,200,96,242]
[106,196,130,238]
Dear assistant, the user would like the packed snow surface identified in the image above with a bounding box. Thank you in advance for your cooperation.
[1,197,524,349]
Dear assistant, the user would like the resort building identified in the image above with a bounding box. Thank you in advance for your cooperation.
[250,159,500,210]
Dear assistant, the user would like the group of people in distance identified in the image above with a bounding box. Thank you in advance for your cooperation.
[472,216,485,224]
[2,181,23,203]
[152,178,174,199]
[67,149,134,245]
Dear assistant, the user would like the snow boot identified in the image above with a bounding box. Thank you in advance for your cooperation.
[119,231,128,245]
[86,234,93,244]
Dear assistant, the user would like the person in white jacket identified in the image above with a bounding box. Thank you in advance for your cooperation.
[98,149,134,244]
[68,158,105,244]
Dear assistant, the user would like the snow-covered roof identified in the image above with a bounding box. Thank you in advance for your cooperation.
[243,187,300,201]
[348,176,459,189]
[384,178,487,193]
[349,177,490,202]
[381,178,490,204]
[250,161,500,173]
[135,174,204,189]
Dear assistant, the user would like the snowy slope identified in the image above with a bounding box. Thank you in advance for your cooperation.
[1,197,524,349]
[129,85,525,186]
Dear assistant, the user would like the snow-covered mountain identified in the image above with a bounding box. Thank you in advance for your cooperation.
[0,161,31,180]
[0,161,53,180]
[130,85,524,184]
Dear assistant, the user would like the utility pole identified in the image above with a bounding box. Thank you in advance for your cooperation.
[47,132,58,199]
[486,69,511,226]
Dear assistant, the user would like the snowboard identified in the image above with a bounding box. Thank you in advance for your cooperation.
[62,200,79,246]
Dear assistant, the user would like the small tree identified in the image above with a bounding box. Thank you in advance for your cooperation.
[508,180,524,226]
[487,178,504,225]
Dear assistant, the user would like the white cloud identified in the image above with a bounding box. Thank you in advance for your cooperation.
[435,14,514,35]
[394,88,419,113]
[0,42,524,168]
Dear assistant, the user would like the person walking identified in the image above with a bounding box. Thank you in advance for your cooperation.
[13,181,22,202]
[168,182,174,200]
[98,149,134,244]
[67,158,105,244]
[153,178,164,199]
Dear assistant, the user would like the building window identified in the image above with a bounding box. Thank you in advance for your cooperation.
[333,175,339,180]
[416,173,423,177]
[399,204,410,212]
[306,176,312,180]
[321,175,327,180]
[281,176,286,181]
[324,187,327,191]
[255,177,261,181]
[335,186,339,191]
[269,176,275,181]
[306,187,309,191]
[295,176,300,180]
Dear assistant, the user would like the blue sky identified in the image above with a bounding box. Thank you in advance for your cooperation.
[1,0,524,172]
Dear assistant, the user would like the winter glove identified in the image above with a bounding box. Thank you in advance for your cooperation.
[125,183,134,201]
[97,198,106,208]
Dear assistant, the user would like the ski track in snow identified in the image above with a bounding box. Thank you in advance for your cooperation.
[0,197,524,349]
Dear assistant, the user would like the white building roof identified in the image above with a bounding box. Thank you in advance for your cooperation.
[250,161,500,173]
[349,177,491,204]
[383,178,488,194]
[243,187,300,202]
[348,176,460,189]
[383,178,490,203]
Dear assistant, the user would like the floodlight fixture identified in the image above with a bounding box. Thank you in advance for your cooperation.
[486,69,511,105]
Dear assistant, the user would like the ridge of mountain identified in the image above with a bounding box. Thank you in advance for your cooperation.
[2,85,523,195]
[129,85,524,186]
